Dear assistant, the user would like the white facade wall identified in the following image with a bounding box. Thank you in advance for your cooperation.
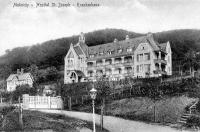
[134,43,157,77]
[166,42,172,75]
[64,34,172,84]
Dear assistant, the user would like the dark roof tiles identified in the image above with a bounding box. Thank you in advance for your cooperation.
[74,45,84,56]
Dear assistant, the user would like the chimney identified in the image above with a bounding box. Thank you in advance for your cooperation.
[17,69,20,75]
[79,32,85,43]
[125,35,129,40]
[114,38,118,43]
[147,32,153,38]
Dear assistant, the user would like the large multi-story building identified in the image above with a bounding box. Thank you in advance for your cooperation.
[64,32,172,84]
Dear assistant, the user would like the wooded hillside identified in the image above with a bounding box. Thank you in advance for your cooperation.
[0,28,200,79]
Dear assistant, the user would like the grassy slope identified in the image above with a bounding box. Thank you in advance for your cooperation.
[1,110,108,132]
[105,96,197,124]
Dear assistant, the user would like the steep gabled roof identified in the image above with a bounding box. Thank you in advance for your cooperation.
[159,42,168,52]
[79,42,89,56]
[72,33,167,61]
[6,73,33,82]
[17,73,33,81]
[6,74,17,81]
[88,36,147,54]
[74,45,84,56]
[87,33,161,60]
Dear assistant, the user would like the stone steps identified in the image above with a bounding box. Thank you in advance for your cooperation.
[178,99,199,124]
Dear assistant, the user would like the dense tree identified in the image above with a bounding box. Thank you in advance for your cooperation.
[11,84,37,102]
[27,64,39,83]
[0,29,200,76]
[182,50,200,76]
[0,65,12,80]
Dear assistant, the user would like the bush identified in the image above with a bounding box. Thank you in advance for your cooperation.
[11,84,37,102]
[105,96,197,124]
[0,106,15,116]
[1,111,21,131]
[186,115,200,128]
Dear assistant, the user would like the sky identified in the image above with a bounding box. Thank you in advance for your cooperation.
[0,0,200,55]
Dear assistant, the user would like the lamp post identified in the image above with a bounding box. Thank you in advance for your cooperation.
[90,85,97,132]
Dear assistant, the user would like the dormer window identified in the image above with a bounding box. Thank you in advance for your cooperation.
[99,52,103,55]
[118,48,122,53]
[90,54,94,58]
[108,50,112,55]
[127,47,132,52]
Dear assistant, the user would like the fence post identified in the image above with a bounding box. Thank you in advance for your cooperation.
[68,97,72,111]
[82,96,84,104]
[35,96,36,109]
[48,96,51,109]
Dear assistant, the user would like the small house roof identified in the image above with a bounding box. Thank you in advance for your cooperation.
[6,72,33,82]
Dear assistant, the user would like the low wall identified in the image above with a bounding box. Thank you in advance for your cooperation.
[22,94,63,109]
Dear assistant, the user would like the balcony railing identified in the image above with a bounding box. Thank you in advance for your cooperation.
[153,70,167,74]
[154,59,167,65]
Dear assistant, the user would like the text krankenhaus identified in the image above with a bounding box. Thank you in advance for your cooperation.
[13,2,100,8]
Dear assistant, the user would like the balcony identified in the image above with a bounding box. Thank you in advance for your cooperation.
[124,60,134,66]
[154,59,167,65]
[153,70,167,75]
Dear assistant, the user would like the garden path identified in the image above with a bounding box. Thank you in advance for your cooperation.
[38,110,192,132]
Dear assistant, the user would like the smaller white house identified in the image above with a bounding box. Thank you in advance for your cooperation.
[42,84,57,96]
[6,69,34,92]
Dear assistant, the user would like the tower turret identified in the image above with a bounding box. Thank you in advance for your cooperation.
[79,32,85,43]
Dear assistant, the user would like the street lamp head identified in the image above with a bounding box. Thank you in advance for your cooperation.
[90,86,97,100]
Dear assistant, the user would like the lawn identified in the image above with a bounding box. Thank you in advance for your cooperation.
[1,109,109,132]
[105,95,197,124]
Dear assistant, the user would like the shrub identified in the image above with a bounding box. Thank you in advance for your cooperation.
[186,115,200,128]
[0,106,15,116]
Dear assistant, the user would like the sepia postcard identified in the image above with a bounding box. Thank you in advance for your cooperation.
[0,0,200,132]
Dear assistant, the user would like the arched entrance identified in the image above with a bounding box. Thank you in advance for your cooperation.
[70,72,77,83]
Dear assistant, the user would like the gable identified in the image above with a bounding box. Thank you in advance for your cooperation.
[65,45,79,60]
[68,51,74,58]
[135,42,153,53]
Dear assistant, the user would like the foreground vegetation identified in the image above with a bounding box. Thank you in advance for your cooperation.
[105,96,196,124]
[0,109,108,132]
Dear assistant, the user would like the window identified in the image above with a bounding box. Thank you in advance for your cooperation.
[90,54,94,58]
[144,53,150,60]
[68,59,73,67]
[119,68,122,74]
[99,52,103,55]
[108,50,112,55]
[118,49,122,53]
[127,47,132,52]
[137,65,139,73]
[139,65,143,72]
[144,64,151,72]
[137,54,143,62]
